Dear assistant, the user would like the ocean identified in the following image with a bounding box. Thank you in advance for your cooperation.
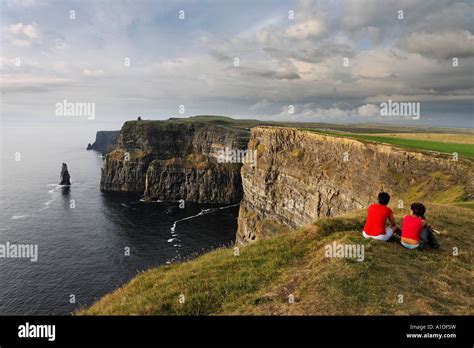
[0,126,238,315]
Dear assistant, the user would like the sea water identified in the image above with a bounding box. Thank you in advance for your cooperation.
[0,126,238,315]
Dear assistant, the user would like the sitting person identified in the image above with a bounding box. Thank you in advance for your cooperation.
[362,192,398,241]
[400,203,439,250]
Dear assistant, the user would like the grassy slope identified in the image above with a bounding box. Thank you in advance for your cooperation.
[306,129,474,159]
[79,203,473,315]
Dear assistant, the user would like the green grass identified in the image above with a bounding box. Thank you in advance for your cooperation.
[453,201,474,209]
[79,203,473,316]
[306,129,474,159]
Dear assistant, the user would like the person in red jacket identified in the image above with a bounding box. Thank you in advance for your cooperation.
[362,192,398,241]
[400,202,439,250]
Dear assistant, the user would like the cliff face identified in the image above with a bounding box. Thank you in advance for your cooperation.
[87,131,119,154]
[144,155,243,203]
[100,120,248,203]
[237,127,473,243]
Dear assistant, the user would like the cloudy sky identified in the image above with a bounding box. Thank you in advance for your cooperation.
[1,0,473,128]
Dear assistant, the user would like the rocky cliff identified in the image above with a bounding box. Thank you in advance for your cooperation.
[236,127,474,243]
[87,131,119,154]
[100,120,248,203]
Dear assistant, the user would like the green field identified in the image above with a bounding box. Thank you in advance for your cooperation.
[306,129,474,159]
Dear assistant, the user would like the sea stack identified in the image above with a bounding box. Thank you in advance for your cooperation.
[60,163,71,186]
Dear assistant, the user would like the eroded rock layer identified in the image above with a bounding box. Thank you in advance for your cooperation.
[237,127,473,243]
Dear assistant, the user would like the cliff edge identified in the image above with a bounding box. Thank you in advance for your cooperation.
[87,131,119,154]
[100,120,249,204]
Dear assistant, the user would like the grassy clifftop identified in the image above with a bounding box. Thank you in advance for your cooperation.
[79,203,473,315]
[306,129,474,159]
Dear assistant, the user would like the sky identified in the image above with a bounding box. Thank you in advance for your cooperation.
[1,0,473,129]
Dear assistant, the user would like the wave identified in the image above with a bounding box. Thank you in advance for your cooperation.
[166,203,240,255]
[11,214,28,220]
[172,203,240,226]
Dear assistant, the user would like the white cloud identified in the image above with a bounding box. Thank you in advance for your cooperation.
[7,22,40,39]
[0,74,72,91]
[285,19,326,40]
[0,57,18,69]
[7,0,37,7]
[357,104,380,116]
[404,30,474,59]
[271,104,353,121]
[82,68,105,77]
[11,39,31,47]
[4,22,41,47]
[366,94,474,103]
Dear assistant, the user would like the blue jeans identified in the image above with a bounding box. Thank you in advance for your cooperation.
[418,227,439,250]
